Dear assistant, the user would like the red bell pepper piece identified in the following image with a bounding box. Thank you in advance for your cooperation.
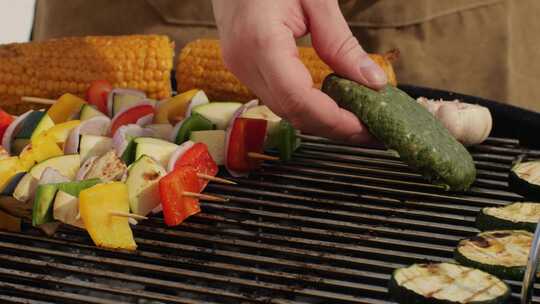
[0,109,13,143]
[159,165,201,226]
[110,104,154,136]
[227,117,267,173]
[173,143,218,191]
[86,80,113,114]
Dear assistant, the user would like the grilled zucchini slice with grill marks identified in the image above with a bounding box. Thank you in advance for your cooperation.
[454,230,532,280]
[509,160,540,200]
[476,202,540,232]
[389,262,510,304]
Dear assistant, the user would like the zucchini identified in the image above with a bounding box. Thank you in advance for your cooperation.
[476,202,540,232]
[454,230,533,280]
[508,160,540,200]
[389,262,510,304]
[322,74,476,191]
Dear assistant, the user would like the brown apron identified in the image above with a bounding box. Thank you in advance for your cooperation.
[33,0,540,112]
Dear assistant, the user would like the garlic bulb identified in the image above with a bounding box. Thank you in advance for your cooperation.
[417,97,492,145]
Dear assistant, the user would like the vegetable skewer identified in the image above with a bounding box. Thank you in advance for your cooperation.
[109,211,148,221]
[21,97,56,105]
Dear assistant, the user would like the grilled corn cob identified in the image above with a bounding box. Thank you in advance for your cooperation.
[0,35,174,114]
[177,39,398,102]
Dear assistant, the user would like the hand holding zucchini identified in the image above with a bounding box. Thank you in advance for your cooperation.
[322,74,476,191]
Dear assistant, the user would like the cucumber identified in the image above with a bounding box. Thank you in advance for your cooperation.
[30,114,55,140]
[111,90,147,116]
[322,74,476,191]
[389,262,510,304]
[191,102,242,130]
[79,135,113,162]
[454,230,533,280]
[15,111,45,139]
[508,160,540,200]
[126,155,166,216]
[0,172,26,196]
[476,202,540,232]
[80,104,106,121]
[134,137,178,168]
[173,114,214,144]
[189,130,226,165]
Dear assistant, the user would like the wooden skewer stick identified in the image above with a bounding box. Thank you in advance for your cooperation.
[197,173,236,185]
[21,96,56,105]
[247,152,279,161]
[109,211,148,221]
[183,191,229,202]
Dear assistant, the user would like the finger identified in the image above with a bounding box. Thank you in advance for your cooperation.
[252,33,373,143]
[301,0,387,89]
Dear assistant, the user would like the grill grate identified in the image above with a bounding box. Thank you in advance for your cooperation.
[1,133,540,303]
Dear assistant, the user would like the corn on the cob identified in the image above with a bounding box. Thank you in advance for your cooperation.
[0,35,174,114]
[177,39,398,102]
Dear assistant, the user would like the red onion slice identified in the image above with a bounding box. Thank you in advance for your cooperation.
[107,88,146,117]
[185,90,209,117]
[2,110,33,153]
[224,99,259,177]
[39,167,70,184]
[76,156,97,181]
[64,116,111,154]
[135,113,154,127]
[166,140,195,172]
[112,124,149,157]
[143,124,173,140]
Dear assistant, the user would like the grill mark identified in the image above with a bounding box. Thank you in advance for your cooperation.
[464,281,500,302]
[469,236,490,248]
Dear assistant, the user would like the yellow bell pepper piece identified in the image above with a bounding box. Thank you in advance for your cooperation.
[31,134,63,163]
[47,93,86,124]
[154,89,198,124]
[79,182,137,251]
[42,120,81,144]
[18,145,36,170]
[0,157,24,191]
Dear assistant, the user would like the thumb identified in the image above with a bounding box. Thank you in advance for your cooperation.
[302,0,387,89]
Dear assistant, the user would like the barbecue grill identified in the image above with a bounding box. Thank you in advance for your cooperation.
[1,85,540,304]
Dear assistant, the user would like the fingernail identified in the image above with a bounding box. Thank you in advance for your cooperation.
[359,59,387,86]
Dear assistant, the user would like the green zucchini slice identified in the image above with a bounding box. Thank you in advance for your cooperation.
[322,74,476,191]
[389,262,510,304]
[509,160,540,200]
[454,230,532,280]
[476,202,540,232]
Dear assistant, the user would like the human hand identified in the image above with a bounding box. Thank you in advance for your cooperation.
[212,0,387,144]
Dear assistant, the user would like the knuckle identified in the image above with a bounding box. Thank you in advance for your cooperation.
[320,35,361,64]
[280,90,307,130]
